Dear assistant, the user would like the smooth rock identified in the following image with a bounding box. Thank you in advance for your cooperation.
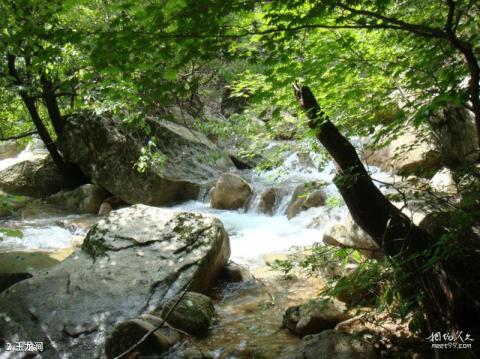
[428,104,479,167]
[98,201,113,215]
[47,184,109,214]
[210,173,253,210]
[0,205,230,358]
[58,113,234,206]
[258,187,284,215]
[286,183,326,219]
[364,127,441,176]
[323,214,382,259]
[0,156,65,197]
[157,292,215,337]
[283,298,350,336]
[429,167,457,194]
[292,329,377,359]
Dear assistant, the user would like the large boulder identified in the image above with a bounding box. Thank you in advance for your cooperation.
[46,184,110,214]
[210,173,253,210]
[323,214,382,259]
[291,330,377,359]
[0,205,230,359]
[364,127,441,176]
[428,104,479,167]
[0,156,65,197]
[283,298,350,337]
[286,183,327,219]
[58,113,234,206]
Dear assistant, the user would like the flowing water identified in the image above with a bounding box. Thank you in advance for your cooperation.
[0,140,395,357]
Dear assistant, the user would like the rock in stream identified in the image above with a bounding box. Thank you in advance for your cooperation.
[58,113,235,206]
[0,205,230,358]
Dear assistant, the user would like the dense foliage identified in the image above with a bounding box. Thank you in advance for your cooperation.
[1,0,479,350]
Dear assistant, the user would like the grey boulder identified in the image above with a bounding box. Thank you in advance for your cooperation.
[0,205,230,359]
[58,113,234,206]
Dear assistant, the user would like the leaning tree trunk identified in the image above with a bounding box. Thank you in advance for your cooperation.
[293,83,480,346]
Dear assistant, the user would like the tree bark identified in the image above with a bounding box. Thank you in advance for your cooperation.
[293,83,480,345]
[40,74,65,136]
[7,54,87,188]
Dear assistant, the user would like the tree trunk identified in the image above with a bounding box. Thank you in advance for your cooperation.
[444,32,480,150]
[293,83,480,346]
[7,54,87,189]
[40,74,65,136]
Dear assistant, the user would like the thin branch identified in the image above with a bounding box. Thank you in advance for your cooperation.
[336,3,446,39]
[0,130,38,141]
[112,280,193,359]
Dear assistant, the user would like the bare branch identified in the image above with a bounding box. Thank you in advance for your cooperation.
[336,3,447,38]
[0,130,38,141]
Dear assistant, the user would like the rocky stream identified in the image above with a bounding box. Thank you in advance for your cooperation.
[0,115,454,359]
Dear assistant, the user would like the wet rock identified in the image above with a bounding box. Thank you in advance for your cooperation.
[210,173,253,210]
[220,262,250,282]
[323,214,382,259]
[46,184,109,214]
[429,167,457,194]
[157,292,215,337]
[105,314,181,359]
[0,156,65,197]
[283,298,350,336]
[0,205,230,358]
[286,183,327,219]
[58,113,234,206]
[98,201,112,215]
[259,187,285,215]
[364,127,441,176]
[307,215,328,230]
[163,342,214,359]
[297,152,315,169]
[292,329,377,359]
[0,141,20,160]
[56,215,100,234]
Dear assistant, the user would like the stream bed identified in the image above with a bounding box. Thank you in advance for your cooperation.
[0,143,395,357]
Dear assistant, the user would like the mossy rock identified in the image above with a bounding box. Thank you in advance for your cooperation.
[158,292,215,337]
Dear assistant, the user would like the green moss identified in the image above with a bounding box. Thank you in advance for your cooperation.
[81,230,109,259]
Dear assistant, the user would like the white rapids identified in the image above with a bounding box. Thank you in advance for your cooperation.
[0,139,394,266]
